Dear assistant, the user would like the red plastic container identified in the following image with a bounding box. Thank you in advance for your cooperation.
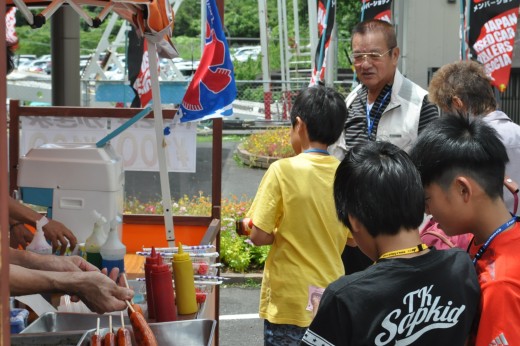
[144,247,162,319]
[149,263,177,322]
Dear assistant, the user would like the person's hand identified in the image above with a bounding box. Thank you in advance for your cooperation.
[42,255,99,273]
[72,271,134,314]
[70,267,124,304]
[43,219,78,255]
[236,218,252,236]
[9,223,34,250]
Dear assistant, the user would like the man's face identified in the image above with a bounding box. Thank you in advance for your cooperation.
[351,31,399,93]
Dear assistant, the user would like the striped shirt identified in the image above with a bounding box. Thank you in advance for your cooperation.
[344,84,439,151]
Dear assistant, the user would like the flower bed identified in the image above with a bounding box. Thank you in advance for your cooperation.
[237,127,295,168]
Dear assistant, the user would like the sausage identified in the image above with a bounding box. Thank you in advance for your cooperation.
[127,303,143,317]
[130,309,158,346]
[103,332,115,346]
[116,327,132,346]
[91,334,102,346]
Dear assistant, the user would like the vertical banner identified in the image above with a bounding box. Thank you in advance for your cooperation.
[361,0,393,23]
[6,7,18,47]
[468,0,520,92]
[310,0,336,86]
[132,40,155,107]
[178,0,237,123]
[127,26,145,108]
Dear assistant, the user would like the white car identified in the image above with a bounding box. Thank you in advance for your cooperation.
[232,46,261,62]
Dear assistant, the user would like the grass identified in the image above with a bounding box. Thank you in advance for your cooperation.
[196,134,246,143]
[222,277,262,289]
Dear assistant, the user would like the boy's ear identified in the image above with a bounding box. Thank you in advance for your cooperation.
[454,176,472,202]
[347,214,361,234]
[295,116,306,133]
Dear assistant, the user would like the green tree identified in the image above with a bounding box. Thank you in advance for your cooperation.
[14,8,120,57]
[12,0,362,71]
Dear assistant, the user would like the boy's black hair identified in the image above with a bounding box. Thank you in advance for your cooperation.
[334,141,425,237]
[290,85,347,146]
[410,115,508,199]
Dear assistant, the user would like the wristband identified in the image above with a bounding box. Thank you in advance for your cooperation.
[248,218,254,230]
[38,216,49,228]
[10,222,25,231]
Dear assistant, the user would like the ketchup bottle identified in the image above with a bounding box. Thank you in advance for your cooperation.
[149,262,177,322]
[144,247,162,319]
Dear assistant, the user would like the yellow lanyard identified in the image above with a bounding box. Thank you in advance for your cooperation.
[379,244,429,260]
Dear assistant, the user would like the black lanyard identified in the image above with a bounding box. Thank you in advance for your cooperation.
[472,216,517,265]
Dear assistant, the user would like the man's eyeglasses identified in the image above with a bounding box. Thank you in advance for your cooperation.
[350,47,395,65]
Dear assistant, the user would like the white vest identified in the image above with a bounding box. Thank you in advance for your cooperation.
[330,70,428,159]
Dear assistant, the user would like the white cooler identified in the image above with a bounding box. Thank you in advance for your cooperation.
[17,143,124,243]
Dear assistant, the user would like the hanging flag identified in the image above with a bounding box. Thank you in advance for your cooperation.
[178,0,237,123]
[132,40,162,107]
[310,0,336,86]
[6,7,18,47]
[128,26,145,108]
[459,0,468,60]
[361,0,392,23]
[468,0,520,92]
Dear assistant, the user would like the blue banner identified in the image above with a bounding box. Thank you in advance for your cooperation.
[178,0,237,123]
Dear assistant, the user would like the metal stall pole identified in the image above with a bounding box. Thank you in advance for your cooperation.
[145,37,175,247]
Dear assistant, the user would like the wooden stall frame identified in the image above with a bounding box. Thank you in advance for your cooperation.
[1,4,9,344]
[8,100,223,344]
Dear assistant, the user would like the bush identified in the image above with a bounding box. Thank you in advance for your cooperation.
[125,193,269,273]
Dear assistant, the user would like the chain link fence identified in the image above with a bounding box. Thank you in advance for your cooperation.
[234,76,355,121]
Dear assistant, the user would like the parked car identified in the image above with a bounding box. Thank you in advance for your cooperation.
[19,59,51,74]
[232,46,261,63]
[15,55,37,68]
[200,117,255,130]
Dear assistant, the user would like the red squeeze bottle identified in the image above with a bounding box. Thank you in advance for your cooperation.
[150,262,177,322]
[144,247,162,319]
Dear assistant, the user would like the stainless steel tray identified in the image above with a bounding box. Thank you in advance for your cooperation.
[11,312,130,346]
[11,332,83,346]
[11,312,216,346]
[78,319,216,346]
[21,312,131,333]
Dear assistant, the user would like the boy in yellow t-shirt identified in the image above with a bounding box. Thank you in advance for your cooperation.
[239,85,351,345]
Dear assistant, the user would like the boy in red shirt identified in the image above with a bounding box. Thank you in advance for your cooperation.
[410,115,520,346]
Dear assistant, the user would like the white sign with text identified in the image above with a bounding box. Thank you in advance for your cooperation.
[20,116,197,172]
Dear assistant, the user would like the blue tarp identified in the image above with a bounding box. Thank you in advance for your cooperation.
[95,81,189,104]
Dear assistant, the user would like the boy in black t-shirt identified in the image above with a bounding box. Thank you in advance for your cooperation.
[301,141,480,346]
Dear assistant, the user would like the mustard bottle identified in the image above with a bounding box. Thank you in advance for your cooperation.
[172,243,198,315]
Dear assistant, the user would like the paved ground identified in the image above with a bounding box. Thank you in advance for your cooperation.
[219,286,263,346]
[219,139,265,345]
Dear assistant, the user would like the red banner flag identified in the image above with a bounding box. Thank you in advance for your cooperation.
[6,7,18,47]
[468,0,520,92]
[310,0,336,86]
[361,0,392,23]
[132,40,159,107]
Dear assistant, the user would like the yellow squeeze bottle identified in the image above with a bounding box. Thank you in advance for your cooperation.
[172,243,198,315]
